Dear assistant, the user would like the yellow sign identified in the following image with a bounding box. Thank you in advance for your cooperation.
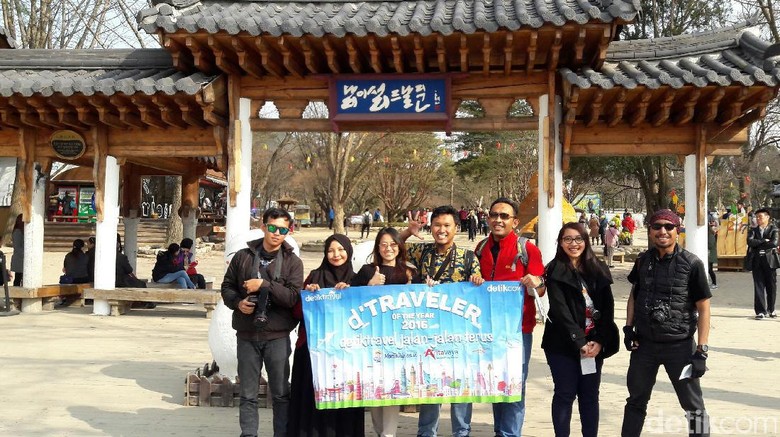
[50,130,86,160]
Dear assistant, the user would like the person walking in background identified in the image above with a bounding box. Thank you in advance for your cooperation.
[178,238,206,289]
[10,214,24,286]
[603,223,620,268]
[475,197,545,437]
[542,222,619,437]
[288,233,364,436]
[622,209,711,437]
[707,221,718,290]
[352,227,420,436]
[598,214,608,248]
[588,214,600,245]
[61,239,90,284]
[746,208,779,319]
[361,208,372,239]
[152,243,196,289]
[328,207,335,229]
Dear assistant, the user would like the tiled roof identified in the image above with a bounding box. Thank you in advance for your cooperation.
[137,0,641,37]
[561,23,780,89]
[0,26,17,49]
[0,49,218,97]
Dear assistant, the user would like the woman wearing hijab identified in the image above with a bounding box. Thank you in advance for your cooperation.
[288,234,365,436]
[351,227,420,437]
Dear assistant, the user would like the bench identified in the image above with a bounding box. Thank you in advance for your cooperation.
[83,288,220,318]
[146,277,215,289]
[717,255,745,272]
[7,283,92,313]
[598,249,625,264]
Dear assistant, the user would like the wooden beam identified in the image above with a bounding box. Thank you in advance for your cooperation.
[121,163,142,217]
[390,36,404,73]
[108,127,218,155]
[279,36,306,78]
[651,89,677,126]
[207,36,242,75]
[481,34,491,76]
[19,128,35,221]
[300,37,324,74]
[27,97,60,128]
[174,96,210,128]
[181,171,201,216]
[696,88,725,123]
[526,33,538,74]
[607,89,627,127]
[186,36,216,74]
[548,29,563,70]
[323,38,342,74]
[92,124,108,222]
[0,102,21,127]
[68,96,98,126]
[109,95,145,129]
[414,35,426,73]
[437,35,448,73]
[696,125,707,226]
[586,89,604,127]
[629,90,653,127]
[346,36,364,73]
[249,117,538,132]
[256,37,285,78]
[9,96,48,129]
[152,95,189,129]
[574,28,587,65]
[459,35,469,73]
[673,89,702,125]
[547,71,555,208]
[227,75,241,207]
[0,129,18,156]
[128,156,203,175]
[88,96,127,129]
[232,38,265,78]
[164,36,194,71]
[503,33,513,75]
[368,36,384,73]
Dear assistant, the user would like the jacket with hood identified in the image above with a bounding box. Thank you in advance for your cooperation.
[221,238,303,340]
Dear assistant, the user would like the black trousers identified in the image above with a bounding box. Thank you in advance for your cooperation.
[622,338,709,437]
[752,259,777,315]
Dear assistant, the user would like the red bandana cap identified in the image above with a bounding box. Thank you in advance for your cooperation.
[649,209,681,227]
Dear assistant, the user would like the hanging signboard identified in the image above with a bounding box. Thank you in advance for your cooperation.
[329,74,451,132]
[50,130,86,160]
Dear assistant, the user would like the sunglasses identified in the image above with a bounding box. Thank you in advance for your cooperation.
[650,223,677,231]
[266,224,290,235]
[562,236,584,244]
[488,211,515,220]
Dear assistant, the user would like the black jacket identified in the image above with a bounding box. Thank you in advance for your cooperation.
[747,224,780,270]
[541,258,619,360]
[151,250,184,281]
[221,238,303,340]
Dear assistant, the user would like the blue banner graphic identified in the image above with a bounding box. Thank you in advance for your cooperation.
[302,281,525,409]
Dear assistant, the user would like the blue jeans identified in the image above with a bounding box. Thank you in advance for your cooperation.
[545,351,602,437]
[493,332,533,437]
[418,403,472,437]
[156,270,195,288]
[237,336,292,437]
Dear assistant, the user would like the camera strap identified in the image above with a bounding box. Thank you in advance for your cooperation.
[252,244,284,281]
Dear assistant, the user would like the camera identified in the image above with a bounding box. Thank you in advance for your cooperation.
[247,289,270,328]
[649,301,670,324]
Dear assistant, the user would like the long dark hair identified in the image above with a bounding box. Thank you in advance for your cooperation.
[553,222,607,279]
[71,239,85,256]
[371,228,414,281]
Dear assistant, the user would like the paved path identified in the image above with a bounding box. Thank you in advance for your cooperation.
[2,226,779,436]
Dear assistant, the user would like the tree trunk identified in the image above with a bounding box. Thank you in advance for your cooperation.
[165,176,183,245]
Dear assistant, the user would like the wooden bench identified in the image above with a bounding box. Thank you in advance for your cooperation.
[83,288,220,318]
[717,255,745,272]
[8,283,92,313]
[146,277,215,289]
[598,249,625,264]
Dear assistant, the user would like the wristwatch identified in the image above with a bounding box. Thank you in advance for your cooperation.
[697,344,708,353]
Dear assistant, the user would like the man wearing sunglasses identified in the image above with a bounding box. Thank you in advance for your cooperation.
[221,207,304,437]
[475,197,545,437]
[622,209,711,437]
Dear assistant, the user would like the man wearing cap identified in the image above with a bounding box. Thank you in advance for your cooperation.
[622,209,711,437]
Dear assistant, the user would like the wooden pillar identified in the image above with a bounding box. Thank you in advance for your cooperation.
[20,129,46,312]
[92,125,119,316]
[225,84,253,248]
[121,164,142,270]
[683,125,708,270]
[537,94,564,264]
[182,172,200,257]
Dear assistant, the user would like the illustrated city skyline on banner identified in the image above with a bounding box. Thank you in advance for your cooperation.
[302,282,526,409]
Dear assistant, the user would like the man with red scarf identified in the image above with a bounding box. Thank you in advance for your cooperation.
[476,197,546,437]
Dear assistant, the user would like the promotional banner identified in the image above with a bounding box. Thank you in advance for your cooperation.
[302,281,525,409]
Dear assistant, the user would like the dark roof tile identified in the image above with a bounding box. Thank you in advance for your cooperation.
[0,49,219,97]
[138,0,639,36]
[562,24,780,89]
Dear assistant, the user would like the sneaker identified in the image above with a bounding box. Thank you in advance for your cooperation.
[755,313,766,320]
[709,283,718,289]
[771,312,777,319]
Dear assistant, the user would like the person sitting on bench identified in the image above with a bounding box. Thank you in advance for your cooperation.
[152,243,196,289]
[116,234,146,288]
[178,238,206,289]
[61,239,90,284]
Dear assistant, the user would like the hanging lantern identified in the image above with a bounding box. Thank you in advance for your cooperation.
[263,143,268,150]
[745,176,751,184]
[350,156,355,162]
[306,155,312,164]
[496,141,501,149]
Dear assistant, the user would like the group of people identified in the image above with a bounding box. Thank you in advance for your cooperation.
[221,200,715,437]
